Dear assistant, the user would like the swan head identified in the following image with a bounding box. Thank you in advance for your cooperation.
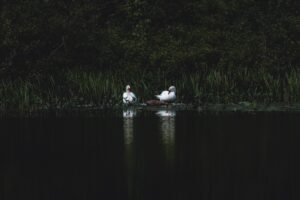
[168,86,176,93]
[126,85,131,92]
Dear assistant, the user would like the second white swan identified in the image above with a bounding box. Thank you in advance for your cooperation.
[156,86,176,102]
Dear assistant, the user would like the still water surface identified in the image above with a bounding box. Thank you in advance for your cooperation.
[1,109,300,200]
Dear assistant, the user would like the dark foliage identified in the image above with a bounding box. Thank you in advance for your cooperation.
[0,0,299,106]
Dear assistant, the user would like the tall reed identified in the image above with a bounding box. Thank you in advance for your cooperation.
[0,68,299,112]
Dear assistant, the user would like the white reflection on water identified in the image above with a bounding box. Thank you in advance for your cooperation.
[123,108,136,145]
[123,108,136,198]
[156,110,176,167]
[156,110,176,118]
[123,108,137,119]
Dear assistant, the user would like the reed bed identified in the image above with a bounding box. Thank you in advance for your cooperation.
[0,69,299,112]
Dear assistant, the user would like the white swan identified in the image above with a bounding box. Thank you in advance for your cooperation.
[156,86,176,103]
[123,85,137,104]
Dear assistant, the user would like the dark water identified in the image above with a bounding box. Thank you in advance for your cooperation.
[1,110,300,200]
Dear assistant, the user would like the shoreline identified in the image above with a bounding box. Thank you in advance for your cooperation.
[0,69,300,115]
[1,102,300,117]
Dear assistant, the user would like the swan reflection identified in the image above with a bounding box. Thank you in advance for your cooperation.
[123,108,136,197]
[156,110,176,118]
[123,108,136,145]
[156,110,176,167]
[123,108,137,119]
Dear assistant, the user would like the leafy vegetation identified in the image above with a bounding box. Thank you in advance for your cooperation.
[0,69,299,112]
[0,0,299,111]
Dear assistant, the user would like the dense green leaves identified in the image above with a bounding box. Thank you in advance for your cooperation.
[0,0,299,109]
[0,0,299,80]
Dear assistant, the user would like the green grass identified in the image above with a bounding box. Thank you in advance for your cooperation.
[0,68,299,112]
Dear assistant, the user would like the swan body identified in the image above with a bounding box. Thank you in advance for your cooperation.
[156,86,176,102]
[123,85,137,105]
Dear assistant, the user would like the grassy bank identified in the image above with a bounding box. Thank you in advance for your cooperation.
[0,69,299,112]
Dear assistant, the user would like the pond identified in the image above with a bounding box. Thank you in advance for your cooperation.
[1,108,299,200]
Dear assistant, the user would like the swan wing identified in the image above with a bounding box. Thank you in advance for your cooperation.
[166,92,176,102]
[123,92,137,104]
[161,91,169,96]
[130,92,137,101]
[156,90,169,101]
[156,91,176,102]
[123,92,129,103]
